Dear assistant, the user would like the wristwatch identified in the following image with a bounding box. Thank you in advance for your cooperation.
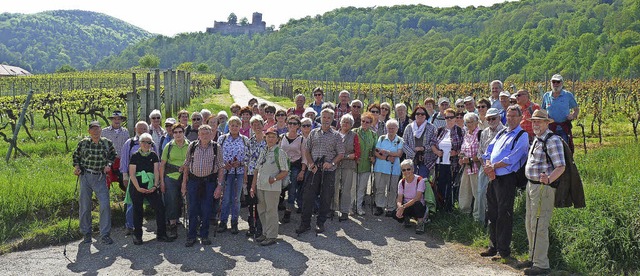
[331,162,336,167]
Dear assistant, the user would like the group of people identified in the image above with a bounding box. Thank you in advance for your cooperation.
[73,74,579,275]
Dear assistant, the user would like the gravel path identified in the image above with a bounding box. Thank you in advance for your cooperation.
[0,82,519,275]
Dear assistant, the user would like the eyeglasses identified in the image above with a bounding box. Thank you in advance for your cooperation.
[192,118,202,121]
[265,111,274,114]
[151,117,160,120]
[456,115,464,119]
[361,120,372,124]
[370,110,380,114]
[314,93,322,96]
[401,168,412,172]
[510,101,517,104]
[301,124,312,128]
[173,130,184,134]
[456,105,464,108]
[445,116,456,120]
[351,105,361,109]
[288,122,299,125]
[551,80,561,84]
[141,140,153,145]
[415,112,426,116]
[381,107,389,111]
[276,114,287,117]
[486,117,499,121]
[477,105,487,109]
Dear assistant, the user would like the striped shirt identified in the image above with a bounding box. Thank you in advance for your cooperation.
[307,127,345,171]
[525,130,565,182]
[101,126,129,157]
[183,140,224,177]
[73,137,116,171]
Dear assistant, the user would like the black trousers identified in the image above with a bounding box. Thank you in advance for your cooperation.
[130,179,167,239]
[486,172,517,256]
[436,164,453,212]
[393,201,427,222]
[301,170,335,227]
[245,175,262,235]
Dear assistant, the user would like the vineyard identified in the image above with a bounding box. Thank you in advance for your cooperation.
[259,77,640,143]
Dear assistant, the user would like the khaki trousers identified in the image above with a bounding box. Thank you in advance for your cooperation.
[458,172,478,214]
[333,167,356,214]
[257,189,280,239]
[374,172,400,210]
[525,182,555,269]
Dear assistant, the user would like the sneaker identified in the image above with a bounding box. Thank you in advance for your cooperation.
[295,225,310,234]
[415,221,425,234]
[157,235,174,242]
[124,227,134,236]
[217,223,227,233]
[200,237,212,245]
[185,238,197,247]
[82,234,92,244]
[281,210,291,224]
[480,248,497,257]
[516,260,533,269]
[133,236,143,245]
[260,238,277,246]
[315,224,325,233]
[101,235,114,245]
[523,266,551,275]
[255,235,267,243]
[374,207,384,216]
[338,213,348,222]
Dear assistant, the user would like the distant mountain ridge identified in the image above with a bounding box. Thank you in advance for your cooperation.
[0,10,153,73]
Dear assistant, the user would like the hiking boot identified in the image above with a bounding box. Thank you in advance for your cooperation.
[523,266,551,275]
[132,236,143,245]
[217,222,227,233]
[516,260,533,269]
[374,207,384,216]
[480,248,497,257]
[82,233,92,244]
[415,221,425,234]
[200,237,212,245]
[230,221,239,235]
[185,238,197,247]
[157,235,174,242]
[338,213,349,222]
[255,235,267,243]
[101,235,114,245]
[295,225,310,234]
[260,238,277,246]
[281,210,291,224]
[167,224,178,239]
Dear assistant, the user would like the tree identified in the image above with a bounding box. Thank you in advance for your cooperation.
[138,54,160,68]
[55,64,77,73]
[240,17,249,26]
[196,63,209,73]
[228,13,237,25]
[177,62,194,71]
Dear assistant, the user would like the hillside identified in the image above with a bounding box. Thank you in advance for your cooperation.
[98,0,640,83]
[0,10,153,73]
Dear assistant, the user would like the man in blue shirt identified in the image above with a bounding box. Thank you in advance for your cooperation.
[541,74,579,152]
[480,105,529,261]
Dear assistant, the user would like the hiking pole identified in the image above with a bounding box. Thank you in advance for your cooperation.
[530,181,546,263]
[63,174,80,263]
[183,194,189,230]
[316,157,325,237]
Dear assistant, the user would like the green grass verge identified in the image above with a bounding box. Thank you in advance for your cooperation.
[243,80,295,109]
[424,138,640,275]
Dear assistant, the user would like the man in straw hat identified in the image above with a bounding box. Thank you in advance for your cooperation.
[518,109,566,275]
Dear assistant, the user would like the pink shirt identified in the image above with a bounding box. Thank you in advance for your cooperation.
[397,175,426,205]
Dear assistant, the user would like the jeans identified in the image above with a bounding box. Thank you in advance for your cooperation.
[186,175,216,239]
[286,166,303,210]
[79,173,111,237]
[436,164,453,212]
[131,179,166,239]
[415,163,430,179]
[554,125,570,145]
[125,203,134,229]
[220,173,243,224]
[163,176,182,222]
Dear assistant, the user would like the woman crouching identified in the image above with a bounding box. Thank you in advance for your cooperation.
[394,159,428,235]
[250,127,289,246]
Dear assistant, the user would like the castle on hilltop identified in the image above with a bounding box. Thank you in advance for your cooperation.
[206,12,266,36]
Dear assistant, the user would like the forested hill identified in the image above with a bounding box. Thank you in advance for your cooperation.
[0,10,153,73]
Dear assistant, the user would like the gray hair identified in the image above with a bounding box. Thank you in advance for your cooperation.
[321,108,335,117]
[300,117,313,125]
[339,90,351,98]
[228,115,242,126]
[191,111,202,119]
[490,80,503,90]
[350,99,362,107]
[322,102,335,110]
[139,133,153,143]
[148,109,161,119]
[506,105,522,116]
[135,120,149,129]
[395,103,407,110]
[385,118,399,128]
[400,159,414,169]
[340,113,354,126]
[200,109,212,117]
[249,114,264,125]
[463,112,479,123]
[295,94,306,101]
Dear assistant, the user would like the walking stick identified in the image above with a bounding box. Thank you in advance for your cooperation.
[182,194,189,230]
[530,183,546,263]
[63,174,80,263]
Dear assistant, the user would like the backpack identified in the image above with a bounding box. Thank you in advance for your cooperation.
[495,129,528,189]
[539,133,585,208]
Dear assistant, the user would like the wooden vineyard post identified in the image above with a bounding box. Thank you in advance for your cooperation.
[171,70,178,115]
[139,88,148,122]
[177,70,185,109]
[186,72,191,106]
[154,69,161,113]
[126,92,137,135]
[163,70,172,118]
[5,90,33,162]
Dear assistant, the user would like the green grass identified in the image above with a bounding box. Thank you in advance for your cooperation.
[424,139,640,275]
[243,80,295,109]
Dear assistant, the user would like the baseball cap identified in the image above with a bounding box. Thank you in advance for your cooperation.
[437,97,450,105]
[486,108,500,117]
[88,120,101,129]
[499,91,511,98]
[165,118,176,125]
[463,96,474,103]
[551,74,563,81]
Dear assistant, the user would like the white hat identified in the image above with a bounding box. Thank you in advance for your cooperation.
[303,107,317,117]
[499,91,511,98]
[486,108,500,117]
[551,74,563,81]
[463,96,474,103]
[437,97,450,105]
[217,110,228,118]
[164,118,176,125]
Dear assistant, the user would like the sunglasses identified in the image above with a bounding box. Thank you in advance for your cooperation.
[401,168,412,172]
[456,105,464,108]
[361,120,372,124]
[192,118,202,121]
[487,117,499,121]
[288,122,299,125]
[510,101,517,104]
[381,107,389,111]
[173,130,184,134]
[370,110,380,114]
[552,80,561,84]
[415,112,426,116]
[351,105,361,108]
[456,116,464,119]
[141,140,153,145]
[265,111,275,114]
[276,114,287,117]
[445,116,456,120]
[516,94,526,97]
[301,124,312,128]
[151,117,160,120]
[314,93,322,96]
[477,105,487,109]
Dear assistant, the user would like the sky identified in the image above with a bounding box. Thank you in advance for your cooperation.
[2,0,514,37]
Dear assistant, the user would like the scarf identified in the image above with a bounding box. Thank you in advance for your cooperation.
[411,120,427,138]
